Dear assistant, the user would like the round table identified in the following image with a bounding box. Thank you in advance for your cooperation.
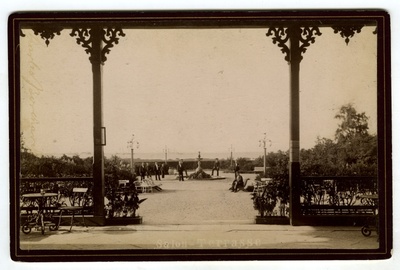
[21,192,58,235]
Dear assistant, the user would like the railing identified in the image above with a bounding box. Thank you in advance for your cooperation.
[20,177,94,214]
[19,176,378,226]
[300,176,378,216]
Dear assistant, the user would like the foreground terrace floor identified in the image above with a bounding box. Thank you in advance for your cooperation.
[20,223,378,250]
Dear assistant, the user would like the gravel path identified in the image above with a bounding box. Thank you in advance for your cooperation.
[137,172,257,225]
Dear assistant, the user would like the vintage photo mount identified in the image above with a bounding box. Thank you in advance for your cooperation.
[8,10,392,261]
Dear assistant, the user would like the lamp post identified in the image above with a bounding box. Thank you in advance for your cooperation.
[259,133,271,177]
[164,145,168,164]
[127,134,139,174]
[229,144,234,167]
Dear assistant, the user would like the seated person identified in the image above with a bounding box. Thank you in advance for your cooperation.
[229,172,248,192]
[243,178,255,192]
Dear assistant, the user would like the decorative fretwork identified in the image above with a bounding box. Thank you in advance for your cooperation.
[300,176,377,216]
[299,26,322,57]
[102,28,126,62]
[332,25,363,45]
[70,27,125,64]
[32,26,63,46]
[70,28,95,62]
[266,27,290,62]
[267,26,321,63]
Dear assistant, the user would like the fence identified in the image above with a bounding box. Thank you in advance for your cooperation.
[20,177,94,215]
[299,176,378,225]
[19,176,378,226]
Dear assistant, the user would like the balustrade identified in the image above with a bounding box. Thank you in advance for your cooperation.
[300,176,377,216]
[20,177,94,215]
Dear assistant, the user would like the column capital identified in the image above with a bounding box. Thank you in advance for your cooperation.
[70,26,125,64]
[266,25,321,63]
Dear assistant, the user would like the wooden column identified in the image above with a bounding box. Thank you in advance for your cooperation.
[70,26,125,225]
[267,25,321,226]
[288,26,302,225]
[91,27,105,225]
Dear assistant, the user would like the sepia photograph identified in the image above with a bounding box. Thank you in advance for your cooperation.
[8,9,392,261]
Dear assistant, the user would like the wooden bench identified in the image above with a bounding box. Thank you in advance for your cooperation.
[135,179,163,193]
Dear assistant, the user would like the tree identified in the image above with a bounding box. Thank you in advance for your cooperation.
[301,137,340,176]
[334,104,376,174]
[20,132,93,177]
[335,103,370,141]
[300,104,377,176]
[104,155,135,182]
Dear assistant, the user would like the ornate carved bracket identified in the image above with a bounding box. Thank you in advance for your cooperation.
[70,28,93,61]
[266,26,321,63]
[102,28,126,62]
[299,27,322,57]
[31,26,63,46]
[266,27,290,62]
[70,27,125,64]
[332,25,363,45]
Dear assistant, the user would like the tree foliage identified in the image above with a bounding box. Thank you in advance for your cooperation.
[301,104,377,176]
[335,104,369,140]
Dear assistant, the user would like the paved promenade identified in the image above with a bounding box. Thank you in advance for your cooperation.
[19,173,379,251]
[20,223,378,250]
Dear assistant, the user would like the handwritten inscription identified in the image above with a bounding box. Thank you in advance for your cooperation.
[22,33,43,147]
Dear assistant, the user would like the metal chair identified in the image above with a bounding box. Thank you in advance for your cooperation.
[57,187,88,231]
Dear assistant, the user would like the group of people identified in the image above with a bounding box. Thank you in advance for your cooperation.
[138,162,165,181]
[145,158,246,192]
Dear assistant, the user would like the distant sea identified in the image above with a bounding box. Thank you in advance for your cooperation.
[46,151,263,161]
[115,152,263,161]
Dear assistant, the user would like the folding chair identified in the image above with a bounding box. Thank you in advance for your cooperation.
[134,180,151,193]
[145,178,164,192]
[57,187,88,231]
[142,179,153,193]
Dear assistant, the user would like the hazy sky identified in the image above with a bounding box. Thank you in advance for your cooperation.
[20,26,377,158]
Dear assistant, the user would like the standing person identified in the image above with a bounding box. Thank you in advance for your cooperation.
[145,162,152,179]
[139,162,147,180]
[177,159,188,181]
[154,162,161,180]
[234,160,240,177]
[211,158,220,176]
[161,163,166,178]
